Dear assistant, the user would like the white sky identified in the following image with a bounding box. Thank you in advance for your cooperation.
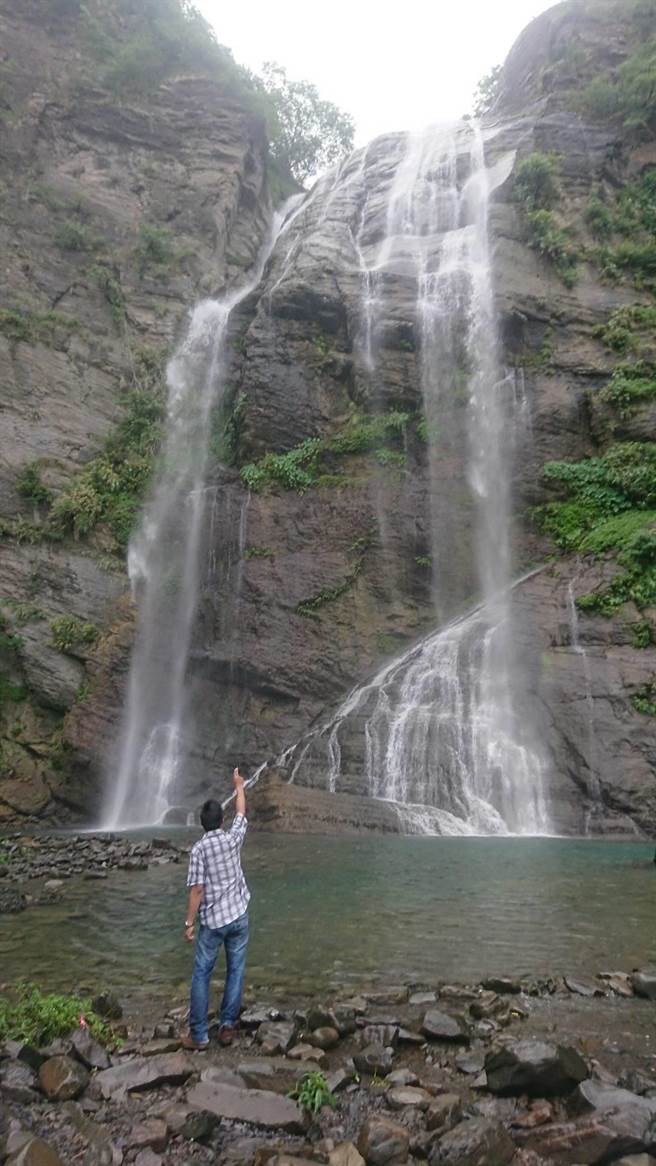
[196,0,557,145]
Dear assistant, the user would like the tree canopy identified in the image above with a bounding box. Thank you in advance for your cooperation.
[256,62,355,184]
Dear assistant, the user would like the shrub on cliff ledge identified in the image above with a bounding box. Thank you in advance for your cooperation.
[514,153,559,212]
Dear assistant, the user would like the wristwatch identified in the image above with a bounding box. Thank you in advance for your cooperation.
[185,920,194,927]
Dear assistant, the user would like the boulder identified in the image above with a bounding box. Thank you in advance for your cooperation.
[1,1041,45,1071]
[387,1086,431,1110]
[426,1094,463,1134]
[429,1117,515,1165]
[93,1053,192,1099]
[421,1010,469,1044]
[633,970,656,1001]
[524,1107,656,1164]
[186,1081,307,1133]
[0,1062,39,1103]
[469,993,503,1020]
[6,1136,66,1165]
[361,1025,399,1049]
[455,1049,486,1075]
[329,1144,366,1166]
[70,1027,111,1071]
[288,1043,327,1065]
[481,977,521,995]
[564,975,605,998]
[599,973,634,999]
[257,1020,297,1054]
[326,1067,358,1093]
[163,1103,219,1141]
[571,1080,656,1119]
[240,1005,282,1028]
[124,1120,168,1152]
[39,1055,89,1100]
[353,1044,393,1076]
[331,1007,357,1036]
[386,1069,419,1087]
[485,1040,588,1096]
[357,1114,409,1165]
[309,1027,340,1050]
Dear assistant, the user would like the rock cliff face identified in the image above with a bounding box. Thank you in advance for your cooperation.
[0,0,271,820]
[2,0,655,834]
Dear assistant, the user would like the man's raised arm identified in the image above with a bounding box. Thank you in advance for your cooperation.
[233,767,246,817]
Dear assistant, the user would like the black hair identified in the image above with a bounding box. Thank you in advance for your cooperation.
[200,798,224,831]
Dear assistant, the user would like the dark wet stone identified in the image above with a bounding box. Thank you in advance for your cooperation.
[357,1114,409,1164]
[70,1027,111,1071]
[425,1094,463,1134]
[186,1081,307,1133]
[0,1061,39,1103]
[633,970,656,1000]
[564,975,605,998]
[485,1040,589,1097]
[91,992,122,1020]
[94,1052,192,1099]
[38,1055,89,1100]
[421,1010,470,1044]
[481,977,521,995]
[429,1117,515,1165]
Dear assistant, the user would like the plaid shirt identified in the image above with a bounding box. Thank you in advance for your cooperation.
[187,814,250,928]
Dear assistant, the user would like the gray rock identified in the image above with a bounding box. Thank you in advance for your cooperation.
[0,1061,39,1103]
[485,1040,589,1097]
[38,1055,89,1100]
[331,1007,357,1036]
[328,1144,366,1166]
[357,1114,409,1164]
[306,1006,334,1031]
[455,1049,486,1075]
[353,1044,394,1076]
[409,992,437,1006]
[564,975,605,998]
[2,1041,45,1071]
[481,977,521,995]
[570,1080,656,1119]
[633,970,656,1001]
[257,1020,297,1053]
[386,1069,419,1087]
[421,1010,469,1044]
[6,1136,67,1165]
[361,1025,399,1049]
[387,1086,431,1110]
[94,1052,192,1099]
[186,1081,307,1133]
[70,1027,111,1071]
[326,1067,358,1093]
[469,993,503,1020]
[241,1005,282,1028]
[429,1117,515,1165]
[309,1026,340,1050]
[425,1094,463,1134]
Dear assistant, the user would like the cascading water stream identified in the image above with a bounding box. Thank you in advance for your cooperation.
[566,576,600,818]
[102,197,301,829]
[276,121,550,835]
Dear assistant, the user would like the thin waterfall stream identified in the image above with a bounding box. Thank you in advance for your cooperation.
[102,197,300,829]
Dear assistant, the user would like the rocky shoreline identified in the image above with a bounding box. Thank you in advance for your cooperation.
[2,970,656,1166]
[0,834,186,914]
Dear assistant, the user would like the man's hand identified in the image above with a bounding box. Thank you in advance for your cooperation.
[184,922,195,943]
[233,766,246,816]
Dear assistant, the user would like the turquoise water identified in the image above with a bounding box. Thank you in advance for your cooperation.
[2,835,654,1000]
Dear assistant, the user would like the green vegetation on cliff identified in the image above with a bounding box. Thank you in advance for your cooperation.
[241,412,410,494]
[513,154,579,286]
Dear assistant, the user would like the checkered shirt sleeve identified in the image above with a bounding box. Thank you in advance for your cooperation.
[187,841,206,887]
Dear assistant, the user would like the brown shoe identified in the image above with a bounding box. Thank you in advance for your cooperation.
[218,1025,235,1047]
[180,1033,209,1050]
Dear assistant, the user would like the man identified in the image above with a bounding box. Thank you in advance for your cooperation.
[181,767,250,1050]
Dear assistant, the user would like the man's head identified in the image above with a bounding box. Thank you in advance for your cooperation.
[200,798,224,832]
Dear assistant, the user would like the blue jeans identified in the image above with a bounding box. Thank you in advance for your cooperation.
[189,912,249,1042]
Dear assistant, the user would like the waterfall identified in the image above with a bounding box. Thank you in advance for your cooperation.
[102,198,300,829]
[566,577,600,818]
[281,121,550,835]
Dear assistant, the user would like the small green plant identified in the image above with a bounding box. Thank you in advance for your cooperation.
[632,681,656,716]
[288,1071,336,1116]
[599,364,656,417]
[16,463,52,507]
[375,449,405,468]
[415,555,432,567]
[514,152,560,211]
[54,219,100,252]
[135,224,175,272]
[0,984,117,1048]
[593,305,656,353]
[50,615,98,654]
[629,619,653,648]
[3,602,45,626]
[525,210,579,286]
[0,308,78,348]
[90,264,125,328]
[244,545,273,560]
[370,1072,387,1088]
